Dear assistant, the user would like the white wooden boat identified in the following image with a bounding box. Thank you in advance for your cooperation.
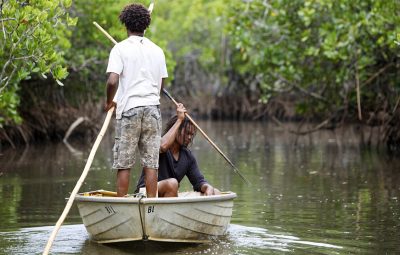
[74,190,236,243]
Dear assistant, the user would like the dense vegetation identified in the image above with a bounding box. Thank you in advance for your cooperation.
[0,0,399,149]
[0,0,74,124]
[228,0,399,121]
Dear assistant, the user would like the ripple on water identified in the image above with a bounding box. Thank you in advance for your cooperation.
[0,225,88,254]
[224,224,345,254]
[0,224,351,255]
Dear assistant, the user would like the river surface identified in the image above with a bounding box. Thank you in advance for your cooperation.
[0,121,399,254]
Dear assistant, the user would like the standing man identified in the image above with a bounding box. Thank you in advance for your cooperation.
[104,3,168,197]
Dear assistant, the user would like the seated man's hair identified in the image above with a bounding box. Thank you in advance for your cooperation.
[163,115,197,147]
[119,3,151,33]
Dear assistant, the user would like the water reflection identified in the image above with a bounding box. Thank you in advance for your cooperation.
[0,224,345,255]
[0,121,400,254]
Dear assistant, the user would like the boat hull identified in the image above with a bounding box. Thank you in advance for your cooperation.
[74,191,236,243]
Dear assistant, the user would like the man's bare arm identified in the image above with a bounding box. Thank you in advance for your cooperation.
[104,72,119,111]
[160,104,186,153]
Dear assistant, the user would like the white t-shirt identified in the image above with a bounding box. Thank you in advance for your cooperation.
[106,35,168,119]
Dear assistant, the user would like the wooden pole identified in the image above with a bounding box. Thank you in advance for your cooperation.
[162,89,250,185]
[43,108,114,255]
[93,22,117,44]
[93,20,250,186]
[43,3,156,254]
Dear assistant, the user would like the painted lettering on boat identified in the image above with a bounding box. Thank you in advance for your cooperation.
[147,205,155,213]
[105,205,116,214]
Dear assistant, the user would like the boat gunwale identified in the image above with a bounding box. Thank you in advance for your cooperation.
[74,192,237,204]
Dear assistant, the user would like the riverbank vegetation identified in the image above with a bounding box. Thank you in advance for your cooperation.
[0,0,399,150]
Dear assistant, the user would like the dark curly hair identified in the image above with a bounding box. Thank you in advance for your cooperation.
[119,3,151,33]
[163,115,197,148]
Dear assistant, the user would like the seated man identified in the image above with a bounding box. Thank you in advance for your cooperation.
[135,103,221,197]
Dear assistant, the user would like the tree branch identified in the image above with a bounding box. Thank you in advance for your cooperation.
[0,2,6,40]
[70,57,101,72]
[13,55,35,60]
[0,58,12,85]
[0,65,16,94]
[0,18,16,22]
[271,108,342,135]
[292,118,330,134]
[0,22,41,86]
[355,65,362,120]
[392,95,400,114]
[276,75,328,103]
[0,0,4,17]
[361,63,394,88]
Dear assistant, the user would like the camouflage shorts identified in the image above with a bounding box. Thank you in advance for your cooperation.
[112,105,161,170]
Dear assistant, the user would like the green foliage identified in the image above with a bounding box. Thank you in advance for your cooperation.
[64,0,175,105]
[2,0,230,126]
[228,0,400,117]
[64,0,231,103]
[58,0,122,105]
[2,0,399,131]
[147,0,230,74]
[0,0,74,125]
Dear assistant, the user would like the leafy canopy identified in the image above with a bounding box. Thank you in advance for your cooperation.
[0,0,76,126]
[228,0,400,117]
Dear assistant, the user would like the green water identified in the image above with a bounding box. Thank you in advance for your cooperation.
[0,121,399,254]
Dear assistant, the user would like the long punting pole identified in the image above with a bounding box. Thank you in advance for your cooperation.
[162,89,250,185]
[43,108,114,255]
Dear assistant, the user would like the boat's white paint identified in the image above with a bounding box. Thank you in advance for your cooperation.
[75,191,236,243]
